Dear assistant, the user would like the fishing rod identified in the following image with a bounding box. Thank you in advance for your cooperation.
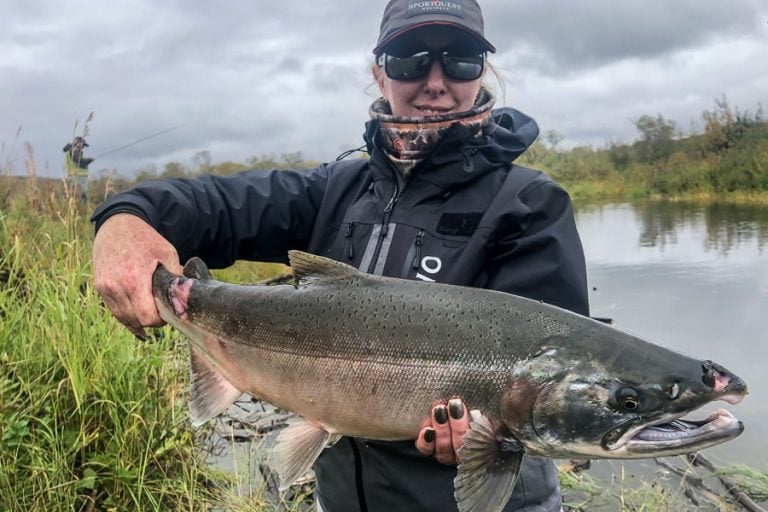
[91,123,188,161]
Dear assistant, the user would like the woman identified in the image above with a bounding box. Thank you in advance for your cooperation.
[92,1,588,510]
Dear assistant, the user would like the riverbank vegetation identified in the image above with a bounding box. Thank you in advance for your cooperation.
[60,96,765,206]
[518,97,768,203]
[0,188,215,510]
[10,98,766,208]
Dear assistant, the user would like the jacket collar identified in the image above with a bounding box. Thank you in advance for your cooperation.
[364,103,540,190]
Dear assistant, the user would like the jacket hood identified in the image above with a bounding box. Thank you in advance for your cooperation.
[479,107,540,164]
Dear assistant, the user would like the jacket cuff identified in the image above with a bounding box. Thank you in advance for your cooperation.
[90,195,159,233]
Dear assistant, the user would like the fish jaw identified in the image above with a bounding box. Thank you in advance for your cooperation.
[605,408,743,458]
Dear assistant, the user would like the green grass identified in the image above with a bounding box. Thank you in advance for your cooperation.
[0,192,222,510]
[560,179,768,206]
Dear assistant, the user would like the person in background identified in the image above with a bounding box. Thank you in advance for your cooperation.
[91,0,588,510]
[63,136,93,201]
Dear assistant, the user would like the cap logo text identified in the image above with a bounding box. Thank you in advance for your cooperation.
[406,1,465,19]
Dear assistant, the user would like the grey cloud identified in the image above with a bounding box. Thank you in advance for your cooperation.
[273,57,304,74]
[1,1,766,178]
[483,0,762,74]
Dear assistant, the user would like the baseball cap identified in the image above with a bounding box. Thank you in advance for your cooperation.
[373,0,496,55]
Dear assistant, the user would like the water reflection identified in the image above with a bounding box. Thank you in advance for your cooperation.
[701,202,768,255]
[579,201,768,254]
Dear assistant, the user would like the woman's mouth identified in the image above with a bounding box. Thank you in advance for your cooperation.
[416,105,453,116]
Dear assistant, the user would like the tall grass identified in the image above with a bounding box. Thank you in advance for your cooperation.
[0,184,228,510]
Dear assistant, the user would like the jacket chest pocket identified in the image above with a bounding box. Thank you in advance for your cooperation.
[327,221,471,281]
[400,229,467,282]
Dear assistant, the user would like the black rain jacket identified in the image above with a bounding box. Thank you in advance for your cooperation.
[92,107,589,512]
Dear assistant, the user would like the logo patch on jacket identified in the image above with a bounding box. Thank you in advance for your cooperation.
[437,212,482,236]
[406,1,464,18]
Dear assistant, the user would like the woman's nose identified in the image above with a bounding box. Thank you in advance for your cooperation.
[423,59,448,94]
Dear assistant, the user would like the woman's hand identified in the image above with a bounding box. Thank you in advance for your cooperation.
[415,398,470,464]
[92,214,183,338]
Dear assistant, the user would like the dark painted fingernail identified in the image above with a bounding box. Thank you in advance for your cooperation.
[434,406,448,424]
[424,428,435,443]
[134,334,148,342]
[449,400,464,420]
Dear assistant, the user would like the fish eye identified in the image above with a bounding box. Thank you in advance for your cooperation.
[614,387,640,413]
[621,396,639,412]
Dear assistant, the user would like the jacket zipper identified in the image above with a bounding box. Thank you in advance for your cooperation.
[353,184,399,512]
[367,183,399,274]
[411,230,424,269]
[348,438,369,512]
[344,222,356,260]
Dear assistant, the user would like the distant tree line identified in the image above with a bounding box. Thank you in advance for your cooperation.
[134,150,318,181]
[518,96,767,200]
[89,151,322,201]
[88,96,766,202]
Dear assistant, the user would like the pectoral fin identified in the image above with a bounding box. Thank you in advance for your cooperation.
[454,411,525,512]
[273,418,333,491]
[188,343,241,427]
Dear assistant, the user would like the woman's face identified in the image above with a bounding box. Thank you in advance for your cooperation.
[373,26,485,118]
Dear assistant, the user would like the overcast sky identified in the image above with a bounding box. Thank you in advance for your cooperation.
[2,0,766,178]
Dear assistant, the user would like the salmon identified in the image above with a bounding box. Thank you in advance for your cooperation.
[152,251,747,512]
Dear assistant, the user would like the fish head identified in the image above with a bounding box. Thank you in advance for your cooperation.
[152,258,219,325]
[501,331,747,459]
[152,260,252,425]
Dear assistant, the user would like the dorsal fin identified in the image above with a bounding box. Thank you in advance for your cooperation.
[183,257,213,280]
[288,250,360,287]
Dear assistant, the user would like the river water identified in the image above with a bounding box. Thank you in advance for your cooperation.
[575,200,768,474]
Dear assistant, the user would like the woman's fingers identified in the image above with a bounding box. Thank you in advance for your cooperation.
[415,400,470,464]
[415,426,436,455]
[432,404,454,464]
[447,398,469,461]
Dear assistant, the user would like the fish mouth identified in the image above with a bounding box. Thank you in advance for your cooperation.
[605,408,744,457]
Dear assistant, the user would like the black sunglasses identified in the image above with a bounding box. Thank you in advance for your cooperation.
[380,49,485,82]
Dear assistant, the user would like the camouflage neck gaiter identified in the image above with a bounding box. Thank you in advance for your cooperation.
[369,88,495,179]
